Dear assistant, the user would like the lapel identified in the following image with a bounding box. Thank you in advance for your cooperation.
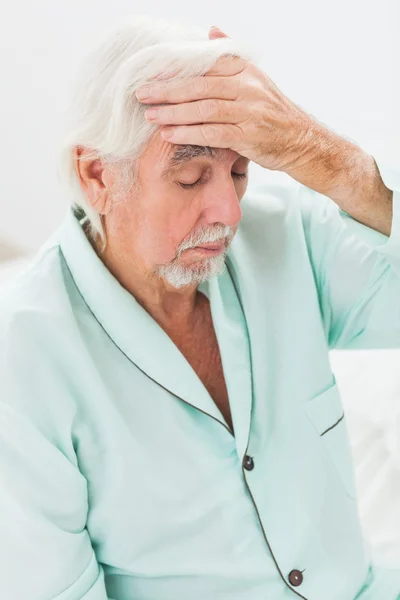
[226,199,276,446]
[209,256,253,459]
[59,208,225,427]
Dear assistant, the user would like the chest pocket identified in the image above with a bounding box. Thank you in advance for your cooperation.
[304,381,358,500]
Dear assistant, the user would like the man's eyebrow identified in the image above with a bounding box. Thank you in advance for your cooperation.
[160,144,222,178]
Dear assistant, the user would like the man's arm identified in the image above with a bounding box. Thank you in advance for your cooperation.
[0,401,110,600]
[282,126,394,238]
[297,153,400,350]
[0,305,111,599]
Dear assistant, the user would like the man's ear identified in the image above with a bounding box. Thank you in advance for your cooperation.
[73,146,109,215]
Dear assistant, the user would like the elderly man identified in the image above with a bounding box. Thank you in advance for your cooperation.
[1,14,399,600]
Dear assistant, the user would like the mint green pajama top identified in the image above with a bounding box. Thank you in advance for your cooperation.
[1,155,400,600]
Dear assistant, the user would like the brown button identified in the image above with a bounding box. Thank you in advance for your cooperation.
[243,455,254,471]
[288,569,303,587]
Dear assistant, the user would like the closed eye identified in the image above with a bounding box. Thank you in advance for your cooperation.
[179,172,248,190]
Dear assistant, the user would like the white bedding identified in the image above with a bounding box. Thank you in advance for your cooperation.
[330,349,400,568]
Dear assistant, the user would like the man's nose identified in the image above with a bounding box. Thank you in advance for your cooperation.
[203,182,243,229]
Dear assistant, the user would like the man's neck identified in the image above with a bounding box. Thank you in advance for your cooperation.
[90,233,201,329]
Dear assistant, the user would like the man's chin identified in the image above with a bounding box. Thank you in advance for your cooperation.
[156,253,227,289]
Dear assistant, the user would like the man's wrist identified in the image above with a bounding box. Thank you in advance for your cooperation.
[282,120,394,235]
[282,120,363,198]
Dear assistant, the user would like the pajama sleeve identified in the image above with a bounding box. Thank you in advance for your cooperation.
[298,155,400,350]
[0,403,111,600]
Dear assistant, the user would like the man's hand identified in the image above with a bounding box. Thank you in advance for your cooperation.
[135,25,393,236]
[135,26,316,174]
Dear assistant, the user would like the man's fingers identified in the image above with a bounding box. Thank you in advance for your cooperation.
[160,123,241,148]
[135,57,247,104]
[144,99,242,125]
[208,25,229,40]
[136,72,240,104]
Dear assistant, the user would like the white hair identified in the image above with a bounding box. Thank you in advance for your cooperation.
[57,14,254,247]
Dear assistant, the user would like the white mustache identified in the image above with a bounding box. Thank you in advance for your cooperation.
[177,225,233,256]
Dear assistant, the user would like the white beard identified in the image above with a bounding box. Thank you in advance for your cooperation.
[155,222,235,289]
[156,251,227,289]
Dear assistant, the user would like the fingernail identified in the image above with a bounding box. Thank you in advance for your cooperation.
[136,86,151,100]
[145,107,158,121]
[161,129,175,140]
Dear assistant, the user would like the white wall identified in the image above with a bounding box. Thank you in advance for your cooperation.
[0,0,399,252]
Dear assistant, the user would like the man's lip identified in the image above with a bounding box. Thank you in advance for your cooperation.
[180,239,227,256]
[195,241,226,251]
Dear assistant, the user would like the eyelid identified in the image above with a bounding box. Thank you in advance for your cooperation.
[179,172,248,190]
